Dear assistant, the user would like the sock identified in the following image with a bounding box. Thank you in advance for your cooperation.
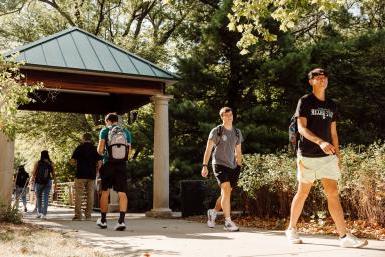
[101,212,107,223]
[340,234,347,239]
[118,212,125,224]
[225,217,232,222]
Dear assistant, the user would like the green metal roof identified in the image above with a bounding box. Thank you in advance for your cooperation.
[4,27,179,82]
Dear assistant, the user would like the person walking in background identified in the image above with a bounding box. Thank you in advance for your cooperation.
[70,133,102,221]
[201,107,243,232]
[31,150,56,219]
[285,68,368,248]
[14,165,30,212]
[96,113,131,231]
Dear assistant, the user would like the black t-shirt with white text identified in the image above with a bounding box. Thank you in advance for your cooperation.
[295,93,339,157]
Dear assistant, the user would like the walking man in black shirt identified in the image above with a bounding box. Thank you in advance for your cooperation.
[70,133,102,221]
[285,68,367,247]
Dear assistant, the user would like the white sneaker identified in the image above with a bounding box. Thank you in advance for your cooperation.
[207,209,217,228]
[114,222,126,231]
[40,215,47,220]
[36,213,42,218]
[340,233,368,248]
[224,219,239,232]
[285,228,302,244]
[96,218,107,229]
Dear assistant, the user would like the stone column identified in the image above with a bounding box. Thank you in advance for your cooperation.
[146,94,173,218]
[0,132,15,206]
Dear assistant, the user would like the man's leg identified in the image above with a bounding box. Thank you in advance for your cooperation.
[285,181,312,243]
[207,194,221,228]
[73,179,83,219]
[97,189,109,228]
[321,177,368,247]
[213,196,222,212]
[288,182,313,229]
[84,179,94,220]
[100,190,109,214]
[118,192,127,212]
[221,182,240,231]
[321,178,347,236]
[220,182,232,219]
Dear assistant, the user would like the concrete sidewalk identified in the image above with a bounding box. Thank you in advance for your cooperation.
[23,206,385,257]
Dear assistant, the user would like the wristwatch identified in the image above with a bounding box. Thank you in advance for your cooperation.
[202,164,208,167]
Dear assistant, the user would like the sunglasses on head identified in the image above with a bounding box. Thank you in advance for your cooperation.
[310,70,328,79]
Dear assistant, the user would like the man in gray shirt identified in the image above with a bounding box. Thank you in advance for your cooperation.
[201,107,243,231]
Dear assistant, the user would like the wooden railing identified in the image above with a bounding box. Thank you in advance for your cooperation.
[28,181,100,209]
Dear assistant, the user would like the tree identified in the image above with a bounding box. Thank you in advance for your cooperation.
[0,56,41,138]
[228,0,347,53]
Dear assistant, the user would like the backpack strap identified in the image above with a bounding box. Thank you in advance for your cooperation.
[215,125,240,146]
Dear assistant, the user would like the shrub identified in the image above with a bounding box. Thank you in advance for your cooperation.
[0,200,22,224]
[239,142,385,225]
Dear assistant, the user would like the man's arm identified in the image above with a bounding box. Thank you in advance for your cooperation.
[297,117,336,155]
[330,121,340,157]
[235,143,242,166]
[201,139,214,178]
[97,139,105,156]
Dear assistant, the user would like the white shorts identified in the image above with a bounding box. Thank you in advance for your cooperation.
[297,154,340,183]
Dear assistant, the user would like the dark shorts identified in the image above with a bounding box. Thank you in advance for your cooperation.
[100,162,128,192]
[213,164,241,188]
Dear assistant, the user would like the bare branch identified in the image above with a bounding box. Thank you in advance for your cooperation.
[0,1,26,17]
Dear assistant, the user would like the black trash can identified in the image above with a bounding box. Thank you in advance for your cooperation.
[180,180,206,217]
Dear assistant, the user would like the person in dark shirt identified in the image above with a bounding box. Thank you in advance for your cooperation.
[14,165,30,212]
[285,68,367,248]
[70,133,102,220]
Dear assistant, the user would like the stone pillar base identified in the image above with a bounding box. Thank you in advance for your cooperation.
[145,208,172,218]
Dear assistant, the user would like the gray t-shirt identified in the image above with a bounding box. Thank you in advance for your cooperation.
[209,125,243,169]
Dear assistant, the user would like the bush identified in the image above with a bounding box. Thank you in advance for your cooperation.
[339,143,385,225]
[0,200,22,224]
[239,142,385,225]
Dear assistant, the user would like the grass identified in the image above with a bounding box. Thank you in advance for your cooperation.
[0,222,115,257]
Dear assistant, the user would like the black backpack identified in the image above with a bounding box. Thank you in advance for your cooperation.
[288,115,300,154]
[35,161,52,185]
[216,125,240,146]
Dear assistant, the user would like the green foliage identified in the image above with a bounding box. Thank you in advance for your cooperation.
[0,199,22,224]
[14,111,98,182]
[239,143,385,224]
[229,0,345,53]
[0,57,41,138]
[239,152,297,197]
[339,142,385,223]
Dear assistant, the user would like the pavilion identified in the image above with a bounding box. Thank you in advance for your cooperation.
[0,27,179,217]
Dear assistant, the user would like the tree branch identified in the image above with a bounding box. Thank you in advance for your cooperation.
[38,0,75,26]
[94,0,106,35]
